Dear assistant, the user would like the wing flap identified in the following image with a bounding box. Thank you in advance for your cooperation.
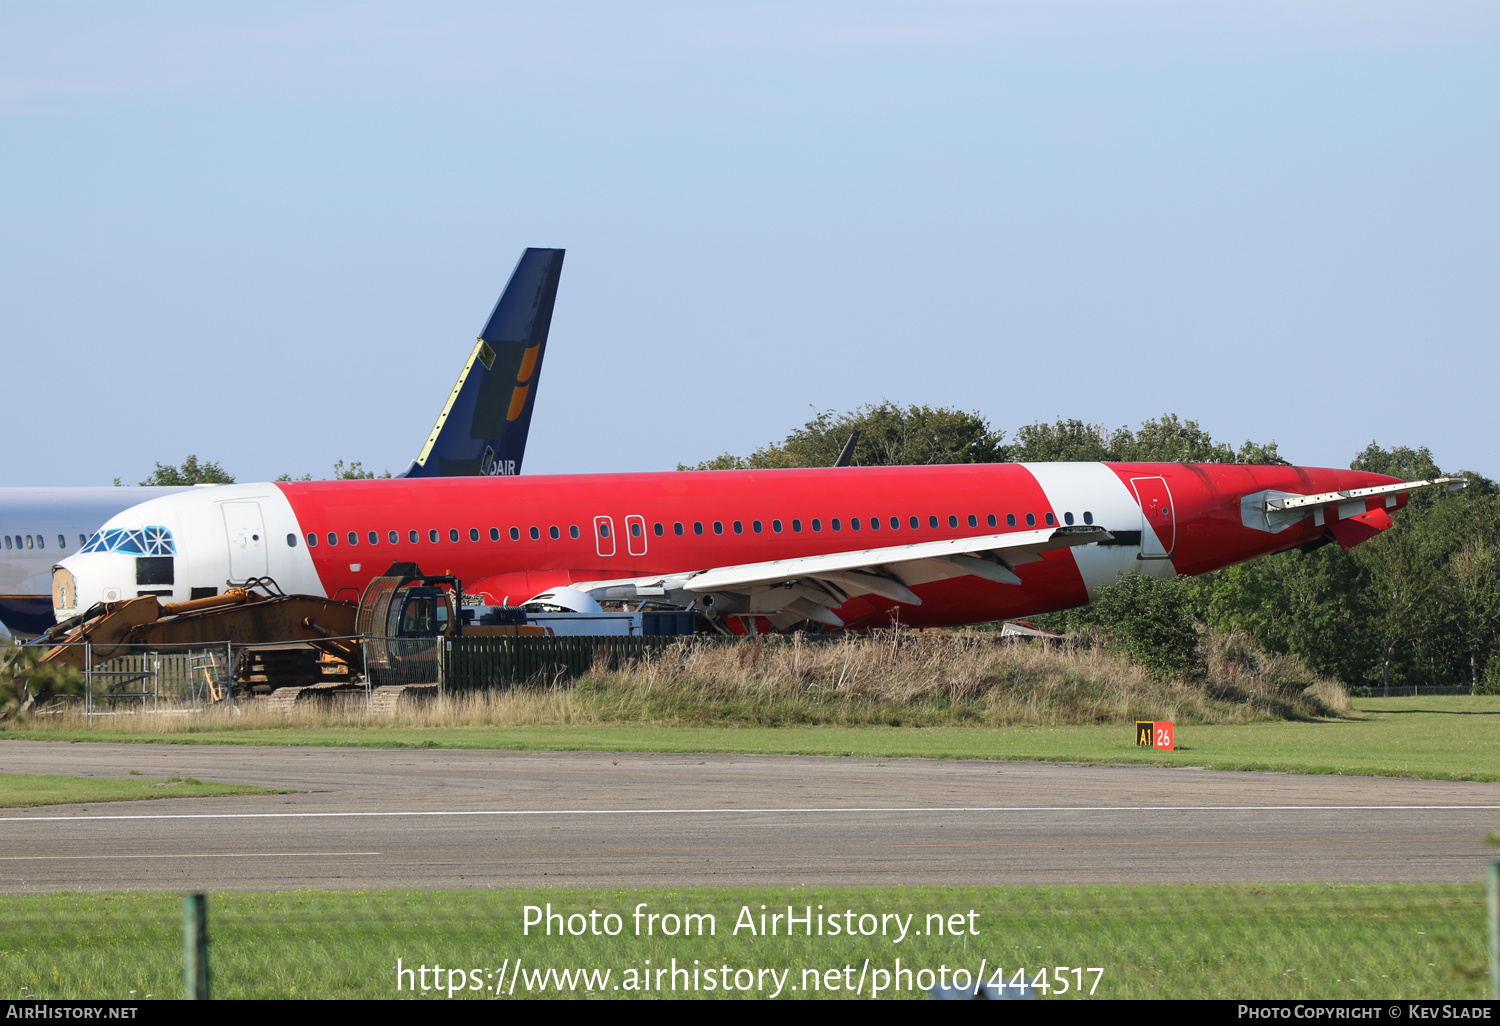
[556,526,1112,622]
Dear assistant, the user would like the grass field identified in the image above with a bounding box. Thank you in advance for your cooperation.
[0,772,283,808]
[5,697,1498,782]
[0,884,1486,1000]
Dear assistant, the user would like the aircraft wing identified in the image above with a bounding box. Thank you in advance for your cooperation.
[568,525,1110,628]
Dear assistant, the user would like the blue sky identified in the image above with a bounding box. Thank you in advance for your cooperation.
[2,2,1497,484]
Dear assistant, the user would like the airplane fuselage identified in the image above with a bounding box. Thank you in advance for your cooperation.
[52,462,1403,630]
[0,486,190,636]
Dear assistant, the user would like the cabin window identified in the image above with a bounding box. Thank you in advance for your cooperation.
[772,520,783,533]
[1007,514,1016,527]
[570,525,580,539]
[811,519,822,532]
[851,518,860,530]
[909,516,918,529]
[449,529,459,543]
[674,522,684,536]
[549,526,560,539]
[391,531,400,544]
[79,534,87,547]
[713,521,723,535]
[2,537,9,549]
[136,556,173,586]
[654,523,664,536]
[753,520,763,533]
[1026,513,1035,526]
[287,533,298,547]
[489,528,500,541]
[369,531,379,544]
[58,534,66,548]
[348,532,358,545]
[1063,512,1074,525]
[830,518,841,531]
[633,522,645,537]
[869,517,879,530]
[928,516,938,530]
[410,530,420,544]
[429,529,439,544]
[948,515,958,528]
[732,520,743,534]
[470,528,480,542]
[1045,513,1056,526]
[968,514,977,528]
[327,533,338,546]
[599,522,610,538]
[792,519,802,533]
[510,527,520,541]
[693,522,704,536]
[1083,511,1094,525]
[529,526,540,540]
[36,535,44,549]
[307,533,318,547]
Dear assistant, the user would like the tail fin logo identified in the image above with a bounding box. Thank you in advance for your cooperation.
[505,344,542,422]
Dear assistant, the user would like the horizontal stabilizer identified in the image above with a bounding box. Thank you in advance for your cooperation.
[1244,476,1465,534]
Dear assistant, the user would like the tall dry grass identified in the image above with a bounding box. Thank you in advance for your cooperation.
[10,630,1347,735]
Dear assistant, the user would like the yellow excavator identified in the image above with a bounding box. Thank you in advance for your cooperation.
[29,564,541,710]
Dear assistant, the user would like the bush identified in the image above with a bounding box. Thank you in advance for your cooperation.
[0,644,83,720]
[1055,572,1204,680]
[1477,660,1500,696]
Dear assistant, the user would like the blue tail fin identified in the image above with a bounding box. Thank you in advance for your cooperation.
[399,248,565,478]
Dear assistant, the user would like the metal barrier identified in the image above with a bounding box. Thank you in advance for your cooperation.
[437,634,702,692]
[23,631,849,711]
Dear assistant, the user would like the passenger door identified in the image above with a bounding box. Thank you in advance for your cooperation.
[1130,477,1176,559]
[222,502,268,580]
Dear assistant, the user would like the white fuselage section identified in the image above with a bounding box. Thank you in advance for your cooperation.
[52,484,324,620]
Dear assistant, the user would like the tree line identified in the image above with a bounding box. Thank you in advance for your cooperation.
[125,457,387,485]
[687,403,1500,692]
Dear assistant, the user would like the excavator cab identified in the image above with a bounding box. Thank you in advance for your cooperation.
[385,586,453,658]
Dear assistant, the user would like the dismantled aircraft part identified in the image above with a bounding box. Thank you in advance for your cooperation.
[521,587,603,614]
[32,591,359,679]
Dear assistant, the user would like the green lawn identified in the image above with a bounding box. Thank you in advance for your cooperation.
[0,884,1486,999]
[0,772,283,808]
[5,697,1498,782]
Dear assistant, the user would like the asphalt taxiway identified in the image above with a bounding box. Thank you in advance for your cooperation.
[0,741,1495,893]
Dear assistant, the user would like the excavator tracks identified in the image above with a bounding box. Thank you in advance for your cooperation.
[368,684,439,713]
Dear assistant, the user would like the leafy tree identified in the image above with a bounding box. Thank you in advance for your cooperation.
[684,402,1005,470]
[1191,545,1368,684]
[275,461,390,482]
[1007,414,1279,465]
[1008,419,1118,462]
[1112,414,1229,463]
[1046,572,1203,680]
[138,456,234,486]
[331,460,390,480]
[1446,538,1500,687]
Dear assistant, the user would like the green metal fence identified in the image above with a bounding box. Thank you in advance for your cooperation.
[438,634,707,692]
